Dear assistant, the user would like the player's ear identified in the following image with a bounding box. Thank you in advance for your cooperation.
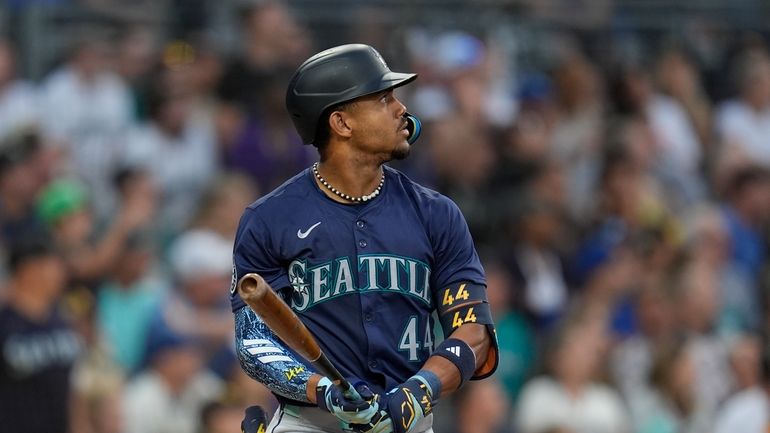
[328,110,353,139]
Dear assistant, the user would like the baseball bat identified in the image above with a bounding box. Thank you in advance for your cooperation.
[237,273,354,395]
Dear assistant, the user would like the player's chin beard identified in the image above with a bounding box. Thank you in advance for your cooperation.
[390,142,411,160]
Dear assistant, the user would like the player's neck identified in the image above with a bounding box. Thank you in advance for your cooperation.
[315,153,384,203]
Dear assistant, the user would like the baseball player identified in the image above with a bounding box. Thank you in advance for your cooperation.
[232,44,498,433]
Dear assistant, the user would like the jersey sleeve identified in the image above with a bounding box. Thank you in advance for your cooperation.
[429,197,485,290]
[231,208,290,310]
[429,196,498,379]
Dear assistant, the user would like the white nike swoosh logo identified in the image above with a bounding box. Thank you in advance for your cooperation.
[297,222,321,239]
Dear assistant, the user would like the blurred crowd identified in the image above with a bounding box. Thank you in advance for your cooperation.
[1,1,770,433]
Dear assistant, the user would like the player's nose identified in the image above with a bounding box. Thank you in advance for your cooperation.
[393,95,407,118]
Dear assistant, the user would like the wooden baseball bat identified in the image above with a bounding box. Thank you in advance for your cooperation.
[237,273,353,393]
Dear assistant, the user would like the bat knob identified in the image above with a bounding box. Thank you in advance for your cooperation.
[237,273,268,302]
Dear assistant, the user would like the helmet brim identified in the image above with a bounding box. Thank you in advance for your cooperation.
[381,72,418,90]
[342,72,417,105]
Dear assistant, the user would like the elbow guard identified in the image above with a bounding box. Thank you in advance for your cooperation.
[435,282,499,379]
[234,306,314,402]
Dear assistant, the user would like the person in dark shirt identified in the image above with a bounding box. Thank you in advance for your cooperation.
[0,232,82,433]
[216,2,315,193]
[0,129,49,249]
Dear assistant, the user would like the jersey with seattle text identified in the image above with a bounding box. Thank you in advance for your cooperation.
[230,165,485,393]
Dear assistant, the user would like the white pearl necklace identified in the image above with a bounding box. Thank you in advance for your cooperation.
[312,162,384,203]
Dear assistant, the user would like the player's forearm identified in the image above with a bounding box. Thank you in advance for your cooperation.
[422,323,490,397]
[235,307,315,403]
[428,281,499,397]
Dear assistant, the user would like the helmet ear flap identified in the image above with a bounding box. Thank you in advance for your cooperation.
[404,113,422,144]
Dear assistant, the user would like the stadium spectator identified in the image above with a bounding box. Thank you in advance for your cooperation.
[152,229,235,378]
[0,129,51,251]
[449,379,511,433]
[713,335,769,433]
[515,315,629,433]
[96,228,166,373]
[549,51,605,223]
[199,401,244,433]
[189,171,259,243]
[483,260,536,402]
[39,36,133,219]
[610,281,676,403]
[121,79,218,242]
[718,165,770,286]
[37,177,155,288]
[122,327,223,433]
[673,262,733,427]
[628,339,705,433]
[715,48,770,167]
[0,39,40,137]
[0,232,82,433]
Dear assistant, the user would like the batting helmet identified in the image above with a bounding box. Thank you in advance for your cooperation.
[286,44,418,145]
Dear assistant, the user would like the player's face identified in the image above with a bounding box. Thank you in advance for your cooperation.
[348,89,411,160]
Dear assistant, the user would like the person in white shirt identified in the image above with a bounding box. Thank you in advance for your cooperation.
[122,329,224,433]
[715,49,770,167]
[39,38,133,219]
[610,64,706,210]
[0,39,40,138]
[121,82,218,240]
[713,335,769,433]
[516,317,629,433]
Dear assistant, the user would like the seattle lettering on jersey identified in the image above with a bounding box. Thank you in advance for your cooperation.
[287,254,431,312]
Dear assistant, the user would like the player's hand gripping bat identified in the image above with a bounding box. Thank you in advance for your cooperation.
[237,273,359,399]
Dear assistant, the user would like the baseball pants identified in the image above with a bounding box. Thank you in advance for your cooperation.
[268,404,434,433]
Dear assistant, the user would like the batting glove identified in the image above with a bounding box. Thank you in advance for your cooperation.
[381,375,437,433]
[348,392,393,433]
[241,405,267,433]
[349,408,393,433]
[316,377,379,425]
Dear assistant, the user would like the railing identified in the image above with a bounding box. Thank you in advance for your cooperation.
[3,0,770,80]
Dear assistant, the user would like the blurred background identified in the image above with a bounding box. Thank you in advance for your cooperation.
[1,0,770,433]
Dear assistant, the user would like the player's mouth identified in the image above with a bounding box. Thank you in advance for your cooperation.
[399,121,409,137]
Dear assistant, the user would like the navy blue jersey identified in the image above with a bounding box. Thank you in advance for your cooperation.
[0,306,82,433]
[231,165,485,393]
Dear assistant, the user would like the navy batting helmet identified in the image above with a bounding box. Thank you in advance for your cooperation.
[285,44,418,145]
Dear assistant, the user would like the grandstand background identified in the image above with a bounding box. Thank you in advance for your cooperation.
[1,1,770,433]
